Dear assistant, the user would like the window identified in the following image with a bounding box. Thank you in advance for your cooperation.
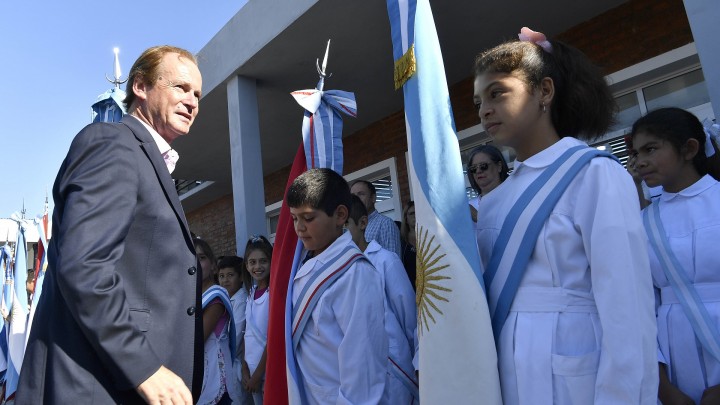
[592,66,713,166]
[643,69,710,112]
[345,158,402,220]
[264,157,403,241]
[265,201,282,244]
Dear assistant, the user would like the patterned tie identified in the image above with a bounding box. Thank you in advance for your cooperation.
[162,149,179,174]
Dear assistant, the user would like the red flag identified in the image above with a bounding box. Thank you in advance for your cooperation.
[264,145,307,404]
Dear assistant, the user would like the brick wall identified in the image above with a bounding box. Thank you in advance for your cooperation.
[195,0,694,248]
[556,0,693,74]
[186,194,237,257]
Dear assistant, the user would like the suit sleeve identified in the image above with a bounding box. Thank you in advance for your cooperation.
[53,125,162,390]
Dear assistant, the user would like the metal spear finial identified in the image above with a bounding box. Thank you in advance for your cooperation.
[315,40,332,91]
[106,47,128,89]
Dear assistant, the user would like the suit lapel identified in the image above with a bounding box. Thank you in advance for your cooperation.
[120,116,193,245]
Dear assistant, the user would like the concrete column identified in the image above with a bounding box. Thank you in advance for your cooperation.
[684,0,720,118]
[227,76,266,257]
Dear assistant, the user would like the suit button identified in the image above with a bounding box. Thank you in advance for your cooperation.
[187,306,195,316]
[188,266,196,275]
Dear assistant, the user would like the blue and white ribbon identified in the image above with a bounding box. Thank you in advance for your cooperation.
[485,146,617,340]
[644,201,720,362]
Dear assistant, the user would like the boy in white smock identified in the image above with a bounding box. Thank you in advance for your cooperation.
[346,194,418,403]
[286,168,388,404]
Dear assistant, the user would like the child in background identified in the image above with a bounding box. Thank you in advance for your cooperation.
[287,168,387,404]
[217,256,252,405]
[218,255,250,354]
[240,235,272,405]
[631,107,720,404]
[473,27,657,403]
[346,194,418,403]
[195,239,242,405]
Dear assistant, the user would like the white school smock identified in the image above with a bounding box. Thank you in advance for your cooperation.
[645,175,720,403]
[292,232,388,405]
[364,240,418,404]
[198,292,243,405]
[231,288,249,356]
[244,287,269,374]
[476,137,658,405]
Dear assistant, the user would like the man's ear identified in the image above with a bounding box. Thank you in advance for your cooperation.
[133,75,149,102]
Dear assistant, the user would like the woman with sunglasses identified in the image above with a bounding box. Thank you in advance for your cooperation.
[467,144,510,222]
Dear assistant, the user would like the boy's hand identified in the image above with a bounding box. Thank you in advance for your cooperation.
[247,373,262,393]
[241,362,251,390]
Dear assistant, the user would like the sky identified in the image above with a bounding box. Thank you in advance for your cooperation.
[0,1,248,220]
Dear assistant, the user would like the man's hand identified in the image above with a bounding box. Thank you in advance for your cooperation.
[136,366,192,405]
[701,384,720,405]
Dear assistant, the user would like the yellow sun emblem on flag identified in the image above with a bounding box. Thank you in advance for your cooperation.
[416,225,452,334]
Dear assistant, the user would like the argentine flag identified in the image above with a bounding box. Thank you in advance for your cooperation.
[4,217,29,400]
[385,0,502,402]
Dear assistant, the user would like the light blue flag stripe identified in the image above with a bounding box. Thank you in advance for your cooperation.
[301,90,356,175]
[644,202,720,361]
[403,12,482,286]
[390,1,502,402]
[13,223,28,314]
[386,0,417,60]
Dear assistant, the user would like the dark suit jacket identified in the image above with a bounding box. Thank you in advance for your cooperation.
[16,116,203,404]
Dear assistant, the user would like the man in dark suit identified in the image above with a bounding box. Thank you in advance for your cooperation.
[17,46,204,404]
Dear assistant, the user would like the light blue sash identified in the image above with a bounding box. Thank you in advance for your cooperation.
[291,244,366,351]
[389,356,419,398]
[202,285,237,360]
[643,201,720,362]
[484,145,617,340]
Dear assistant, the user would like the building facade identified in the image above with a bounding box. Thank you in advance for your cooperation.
[176,0,717,257]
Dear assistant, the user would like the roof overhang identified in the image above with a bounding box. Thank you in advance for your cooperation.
[172,0,628,202]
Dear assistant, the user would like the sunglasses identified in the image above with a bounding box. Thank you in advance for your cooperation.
[468,162,491,174]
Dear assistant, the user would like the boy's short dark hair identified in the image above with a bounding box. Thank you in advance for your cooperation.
[286,168,351,216]
[348,194,368,224]
[217,255,244,272]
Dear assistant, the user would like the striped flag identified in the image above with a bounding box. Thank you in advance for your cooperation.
[384,0,502,402]
[26,200,50,349]
[290,86,357,174]
[265,75,356,404]
[4,217,29,400]
[0,243,11,380]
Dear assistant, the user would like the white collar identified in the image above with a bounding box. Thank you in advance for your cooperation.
[512,137,586,174]
[295,232,353,280]
[128,115,179,173]
[364,240,382,255]
[660,174,718,202]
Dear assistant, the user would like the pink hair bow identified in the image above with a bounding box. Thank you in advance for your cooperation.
[518,27,553,53]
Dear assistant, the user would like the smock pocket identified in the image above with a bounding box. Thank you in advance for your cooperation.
[551,351,599,404]
[305,381,337,403]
